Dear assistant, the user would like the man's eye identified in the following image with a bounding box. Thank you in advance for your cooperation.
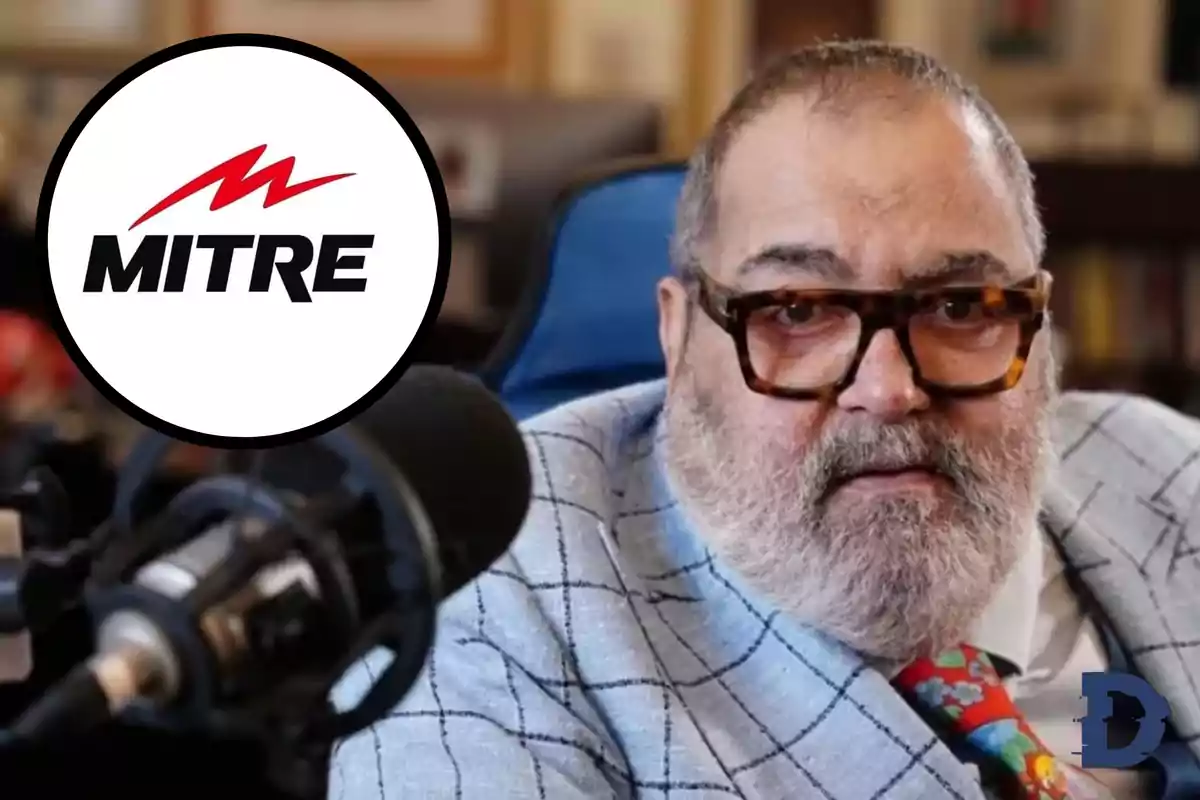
[935,299,983,323]
[771,304,821,326]
[772,302,840,326]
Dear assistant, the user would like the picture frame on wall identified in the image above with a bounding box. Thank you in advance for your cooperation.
[980,0,1064,61]
[418,118,502,220]
[943,0,1111,110]
[0,70,113,228]
[880,0,1171,159]
[192,0,514,80]
[0,0,168,71]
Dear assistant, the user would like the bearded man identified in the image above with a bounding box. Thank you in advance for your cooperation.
[332,41,1200,799]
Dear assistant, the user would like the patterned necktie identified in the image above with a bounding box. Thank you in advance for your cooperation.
[894,644,1069,800]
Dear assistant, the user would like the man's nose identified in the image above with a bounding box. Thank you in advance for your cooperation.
[836,329,931,420]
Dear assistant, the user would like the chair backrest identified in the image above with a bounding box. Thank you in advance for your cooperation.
[483,160,685,419]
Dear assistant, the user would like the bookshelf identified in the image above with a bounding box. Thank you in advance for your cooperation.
[1033,161,1200,413]
[2,158,1198,411]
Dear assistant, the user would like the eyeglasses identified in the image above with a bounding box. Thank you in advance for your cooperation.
[689,269,1052,400]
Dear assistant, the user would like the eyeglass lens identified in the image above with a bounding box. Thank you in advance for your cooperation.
[743,298,1022,390]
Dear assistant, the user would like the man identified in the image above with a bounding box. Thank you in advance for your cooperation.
[332,42,1200,799]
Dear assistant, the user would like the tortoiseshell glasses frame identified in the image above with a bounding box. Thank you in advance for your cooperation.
[687,268,1052,400]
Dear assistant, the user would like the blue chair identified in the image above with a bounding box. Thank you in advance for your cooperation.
[482,160,686,420]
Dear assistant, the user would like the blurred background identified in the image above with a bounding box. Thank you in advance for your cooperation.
[0,3,1194,794]
[0,0,1197,420]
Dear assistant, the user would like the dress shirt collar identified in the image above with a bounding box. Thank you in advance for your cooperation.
[967,525,1044,676]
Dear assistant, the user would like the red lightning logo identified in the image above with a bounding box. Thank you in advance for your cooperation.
[129,144,354,230]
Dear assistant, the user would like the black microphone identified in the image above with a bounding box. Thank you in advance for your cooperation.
[8,366,531,746]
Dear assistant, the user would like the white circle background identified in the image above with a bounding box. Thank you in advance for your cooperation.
[46,45,441,440]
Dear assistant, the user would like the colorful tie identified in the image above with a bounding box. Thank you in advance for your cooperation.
[894,644,1069,800]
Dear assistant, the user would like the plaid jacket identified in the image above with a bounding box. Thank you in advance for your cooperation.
[330,381,1200,799]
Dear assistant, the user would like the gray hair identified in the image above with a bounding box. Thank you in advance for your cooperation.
[670,40,1044,277]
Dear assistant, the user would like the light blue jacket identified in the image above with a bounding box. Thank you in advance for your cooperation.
[331,381,1200,799]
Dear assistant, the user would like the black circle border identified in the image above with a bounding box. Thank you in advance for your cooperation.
[35,33,451,450]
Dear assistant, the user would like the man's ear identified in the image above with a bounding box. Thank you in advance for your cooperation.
[657,276,690,383]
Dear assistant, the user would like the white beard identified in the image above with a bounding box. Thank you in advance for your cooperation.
[662,360,1056,666]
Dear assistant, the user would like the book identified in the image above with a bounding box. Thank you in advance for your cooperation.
[1068,246,1118,364]
[1185,252,1200,369]
[1141,253,1179,363]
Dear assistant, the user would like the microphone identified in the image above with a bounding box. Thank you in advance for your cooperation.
[8,365,531,747]
[0,467,92,684]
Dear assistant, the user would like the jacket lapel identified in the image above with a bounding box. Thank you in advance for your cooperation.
[1041,468,1200,763]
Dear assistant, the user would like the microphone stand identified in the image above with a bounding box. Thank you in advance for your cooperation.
[0,467,96,702]
[4,421,447,799]
[0,461,330,799]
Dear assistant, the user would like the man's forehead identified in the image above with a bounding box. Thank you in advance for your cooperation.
[730,243,1021,290]
[719,87,995,184]
[709,94,1028,287]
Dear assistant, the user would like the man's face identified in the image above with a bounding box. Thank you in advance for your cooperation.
[659,91,1057,665]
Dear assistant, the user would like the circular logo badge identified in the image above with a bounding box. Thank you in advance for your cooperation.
[39,34,449,448]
